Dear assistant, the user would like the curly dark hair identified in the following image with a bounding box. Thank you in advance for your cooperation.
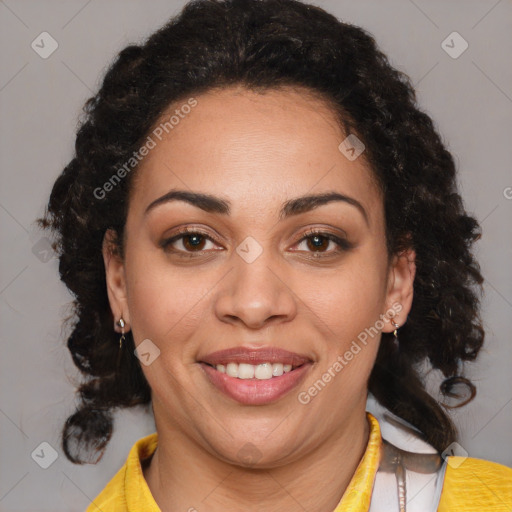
[37,0,484,464]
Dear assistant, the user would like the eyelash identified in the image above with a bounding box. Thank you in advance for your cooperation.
[160,227,352,259]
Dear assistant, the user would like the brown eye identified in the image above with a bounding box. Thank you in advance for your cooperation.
[304,234,330,252]
[294,230,352,256]
[160,228,220,256]
[180,233,208,251]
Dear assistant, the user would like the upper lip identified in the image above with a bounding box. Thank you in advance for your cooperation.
[199,346,312,367]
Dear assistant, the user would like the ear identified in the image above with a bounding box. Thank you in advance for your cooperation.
[382,248,416,333]
[102,229,131,333]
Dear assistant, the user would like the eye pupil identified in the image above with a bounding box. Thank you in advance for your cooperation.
[184,234,206,250]
[308,235,329,251]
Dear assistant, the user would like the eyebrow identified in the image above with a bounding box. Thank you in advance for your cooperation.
[144,189,369,225]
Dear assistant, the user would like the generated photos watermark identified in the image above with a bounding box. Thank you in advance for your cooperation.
[298,302,403,404]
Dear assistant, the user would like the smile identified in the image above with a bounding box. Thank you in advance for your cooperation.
[199,361,312,405]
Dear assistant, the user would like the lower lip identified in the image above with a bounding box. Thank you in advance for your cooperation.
[199,363,312,405]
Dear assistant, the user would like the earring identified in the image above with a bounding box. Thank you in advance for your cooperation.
[116,318,126,349]
[391,320,400,349]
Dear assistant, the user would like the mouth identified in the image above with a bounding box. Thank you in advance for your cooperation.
[197,346,314,405]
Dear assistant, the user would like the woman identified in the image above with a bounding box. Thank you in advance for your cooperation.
[37,0,512,510]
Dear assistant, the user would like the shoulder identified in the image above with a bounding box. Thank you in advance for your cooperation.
[85,464,127,512]
[438,456,512,511]
[85,432,159,512]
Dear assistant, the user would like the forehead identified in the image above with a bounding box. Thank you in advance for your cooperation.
[128,86,382,223]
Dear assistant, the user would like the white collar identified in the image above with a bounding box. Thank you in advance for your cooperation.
[367,395,447,512]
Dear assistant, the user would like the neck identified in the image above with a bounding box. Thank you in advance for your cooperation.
[143,407,370,512]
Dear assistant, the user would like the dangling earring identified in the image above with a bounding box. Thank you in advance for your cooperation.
[391,320,400,349]
[116,318,126,349]
[115,318,126,374]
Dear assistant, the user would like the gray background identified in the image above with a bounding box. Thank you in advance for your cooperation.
[1,0,511,510]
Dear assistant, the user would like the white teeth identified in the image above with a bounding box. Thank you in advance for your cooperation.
[215,362,296,380]
[226,362,239,378]
[238,363,255,379]
[272,363,283,377]
[255,363,273,380]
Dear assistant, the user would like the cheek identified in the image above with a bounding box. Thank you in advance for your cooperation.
[299,266,384,411]
[297,253,388,347]
[123,249,208,349]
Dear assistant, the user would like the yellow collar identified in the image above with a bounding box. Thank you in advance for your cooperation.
[122,412,381,512]
[334,412,381,511]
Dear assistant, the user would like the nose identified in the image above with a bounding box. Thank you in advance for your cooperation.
[213,250,298,330]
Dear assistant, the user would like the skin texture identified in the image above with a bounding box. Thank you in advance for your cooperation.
[102,85,416,512]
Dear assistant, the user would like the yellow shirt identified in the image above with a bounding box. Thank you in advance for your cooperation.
[86,413,512,511]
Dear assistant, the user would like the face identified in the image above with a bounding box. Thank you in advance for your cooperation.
[103,85,415,467]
